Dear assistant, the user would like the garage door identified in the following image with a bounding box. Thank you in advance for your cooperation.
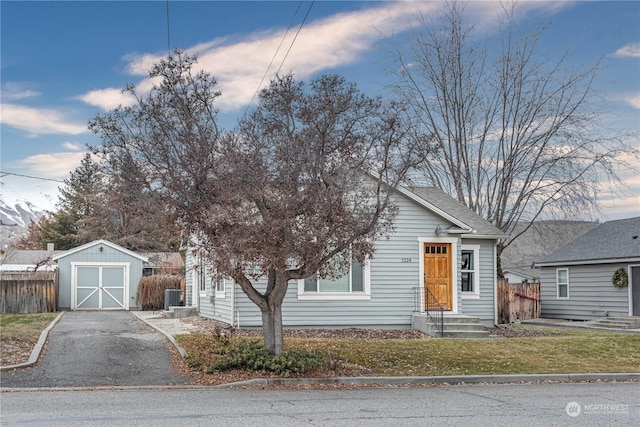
[75,265,127,310]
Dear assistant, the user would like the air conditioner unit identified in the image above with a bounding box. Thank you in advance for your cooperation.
[164,289,183,310]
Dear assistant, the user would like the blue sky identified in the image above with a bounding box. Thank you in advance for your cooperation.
[1,1,639,221]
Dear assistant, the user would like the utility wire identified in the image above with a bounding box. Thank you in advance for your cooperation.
[166,0,172,57]
[275,0,315,76]
[242,0,315,119]
[0,171,64,183]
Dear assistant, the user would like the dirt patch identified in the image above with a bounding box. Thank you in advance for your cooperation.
[181,316,429,339]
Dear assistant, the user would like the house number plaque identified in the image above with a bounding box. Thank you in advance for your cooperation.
[401,258,412,263]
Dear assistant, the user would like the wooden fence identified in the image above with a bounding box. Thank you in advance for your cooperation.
[0,271,57,314]
[497,279,540,324]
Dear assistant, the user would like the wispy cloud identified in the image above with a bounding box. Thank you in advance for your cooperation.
[80,1,563,112]
[623,93,640,109]
[0,103,87,136]
[18,152,87,179]
[77,87,136,110]
[1,82,40,101]
[614,42,640,58]
[62,141,86,151]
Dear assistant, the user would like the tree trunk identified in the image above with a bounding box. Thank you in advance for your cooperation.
[260,269,288,355]
[261,302,284,355]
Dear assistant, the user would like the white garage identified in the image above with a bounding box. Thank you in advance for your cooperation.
[53,240,147,310]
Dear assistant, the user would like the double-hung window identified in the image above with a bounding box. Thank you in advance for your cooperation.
[215,274,226,298]
[556,268,569,299]
[195,258,207,296]
[298,258,370,300]
[461,245,480,297]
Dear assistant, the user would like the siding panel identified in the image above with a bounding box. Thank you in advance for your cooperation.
[540,263,630,319]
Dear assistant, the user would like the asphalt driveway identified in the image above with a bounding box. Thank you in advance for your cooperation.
[0,311,190,388]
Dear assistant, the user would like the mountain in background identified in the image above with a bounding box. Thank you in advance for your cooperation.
[0,199,47,247]
[500,220,600,273]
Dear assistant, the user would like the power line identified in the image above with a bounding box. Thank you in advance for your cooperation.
[242,0,315,119]
[275,0,315,76]
[166,0,172,57]
[0,171,64,183]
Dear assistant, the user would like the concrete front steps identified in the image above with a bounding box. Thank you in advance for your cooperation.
[163,306,197,319]
[412,313,490,338]
[588,317,640,329]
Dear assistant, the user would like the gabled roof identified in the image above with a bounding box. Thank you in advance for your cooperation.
[1,249,63,265]
[52,239,148,262]
[537,217,640,266]
[139,252,184,268]
[401,186,506,239]
[0,249,63,271]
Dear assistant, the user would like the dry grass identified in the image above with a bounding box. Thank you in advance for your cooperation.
[177,326,640,378]
[0,313,57,366]
[136,275,183,310]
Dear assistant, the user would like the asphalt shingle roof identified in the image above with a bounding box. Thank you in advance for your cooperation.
[539,216,640,264]
[408,187,505,238]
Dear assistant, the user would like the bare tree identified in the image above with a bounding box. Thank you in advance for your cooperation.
[89,52,418,354]
[391,2,638,258]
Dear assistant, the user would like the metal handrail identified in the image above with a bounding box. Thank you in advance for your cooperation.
[414,285,444,337]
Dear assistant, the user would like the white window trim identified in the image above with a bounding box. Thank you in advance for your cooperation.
[196,259,207,297]
[461,244,480,299]
[297,260,371,300]
[556,268,569,299]
[215,276,226,299]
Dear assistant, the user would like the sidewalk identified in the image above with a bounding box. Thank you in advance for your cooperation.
[521,318,640,334]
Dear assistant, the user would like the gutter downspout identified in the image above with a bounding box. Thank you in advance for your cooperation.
[493,241,498,326]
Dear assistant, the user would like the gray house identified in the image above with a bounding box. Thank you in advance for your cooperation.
[536,217,640,320]
[53,239,148,310]
[185,186,505,332]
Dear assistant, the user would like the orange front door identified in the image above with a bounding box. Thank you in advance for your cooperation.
[424,243,452,310]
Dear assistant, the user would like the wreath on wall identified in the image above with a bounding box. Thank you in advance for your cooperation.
[612,268,628,288]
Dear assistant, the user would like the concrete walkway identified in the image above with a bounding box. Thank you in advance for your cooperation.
[521,317,640,334]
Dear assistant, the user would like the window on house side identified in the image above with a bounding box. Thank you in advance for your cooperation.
[557,268,569,298]
[215,275,225,294]
[304,260,365,293]
[461,249,475,292]
[304,259,364,293]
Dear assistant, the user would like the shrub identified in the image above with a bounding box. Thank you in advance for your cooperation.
[136,275,184,310]
[207,340,324,376]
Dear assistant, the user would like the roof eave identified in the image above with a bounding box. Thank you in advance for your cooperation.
[536,256,640,267]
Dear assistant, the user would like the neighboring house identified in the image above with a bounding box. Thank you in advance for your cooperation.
[0,245,62,272]
[185,186,506,330]
[53,239,148,310]
[536,217,640,320]
[140,252,185,276]
[503,268,539,284]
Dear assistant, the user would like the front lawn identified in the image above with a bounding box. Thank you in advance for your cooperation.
[0,313,58,366]
[177,326,640,380]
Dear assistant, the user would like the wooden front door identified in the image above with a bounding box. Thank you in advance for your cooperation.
[424,243,452,310]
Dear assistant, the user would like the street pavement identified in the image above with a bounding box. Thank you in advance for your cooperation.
[0,311,190,388]
[1,382,638,426]
[1,311,638,390]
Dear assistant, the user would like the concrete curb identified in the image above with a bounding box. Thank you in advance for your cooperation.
[1,373,638,392]
[213,373,640,388]
[0,311,65,372]
[131,311,187,358]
